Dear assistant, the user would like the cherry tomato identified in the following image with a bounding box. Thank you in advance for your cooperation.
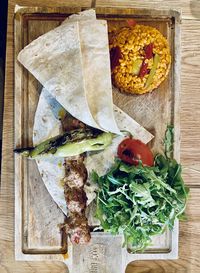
[117,138,154,166]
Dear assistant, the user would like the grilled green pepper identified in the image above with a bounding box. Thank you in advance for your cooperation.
[145,53,160,88]
[14,129,114,159]
[132,59,143,75]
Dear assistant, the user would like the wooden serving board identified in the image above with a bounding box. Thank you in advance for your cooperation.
[14,6,181,273]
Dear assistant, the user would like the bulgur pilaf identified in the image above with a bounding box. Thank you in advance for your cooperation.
[110,25,171,94]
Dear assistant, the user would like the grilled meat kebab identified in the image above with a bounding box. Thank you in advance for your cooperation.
[63,158,91,244]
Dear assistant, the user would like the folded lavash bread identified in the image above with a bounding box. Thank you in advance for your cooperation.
[17,11,121,134]
[63,9,96,23]
[64,11,121,133]
[79,19,121,134]
[18,21,101,130]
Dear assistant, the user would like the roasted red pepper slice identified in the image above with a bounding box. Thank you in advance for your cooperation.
[110,46,122,71]
[138,43,154,77]
[144,43,154,59]
[138,61,148,78]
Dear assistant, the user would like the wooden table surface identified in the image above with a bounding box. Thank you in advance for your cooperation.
[1,0,200,272]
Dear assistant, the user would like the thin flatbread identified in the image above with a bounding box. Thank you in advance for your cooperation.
[33,91,67,213]
[62,9,96,23]
[18,21,101,129]
[79,20,121,134]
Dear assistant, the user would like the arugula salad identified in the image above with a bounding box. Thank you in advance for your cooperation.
[92,127,189,252]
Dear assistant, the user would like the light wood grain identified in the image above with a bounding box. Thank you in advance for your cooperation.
[180,20,200,176]
[96,0,200,20]
[1,0,200,273]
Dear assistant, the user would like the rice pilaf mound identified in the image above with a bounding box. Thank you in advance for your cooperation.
[110,24,171,94]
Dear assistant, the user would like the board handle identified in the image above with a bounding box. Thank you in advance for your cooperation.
[67,233,126,273]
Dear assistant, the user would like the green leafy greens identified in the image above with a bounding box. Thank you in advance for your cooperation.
[92,126,189,252]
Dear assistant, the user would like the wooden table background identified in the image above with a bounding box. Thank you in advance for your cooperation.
[0,0,200,272]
